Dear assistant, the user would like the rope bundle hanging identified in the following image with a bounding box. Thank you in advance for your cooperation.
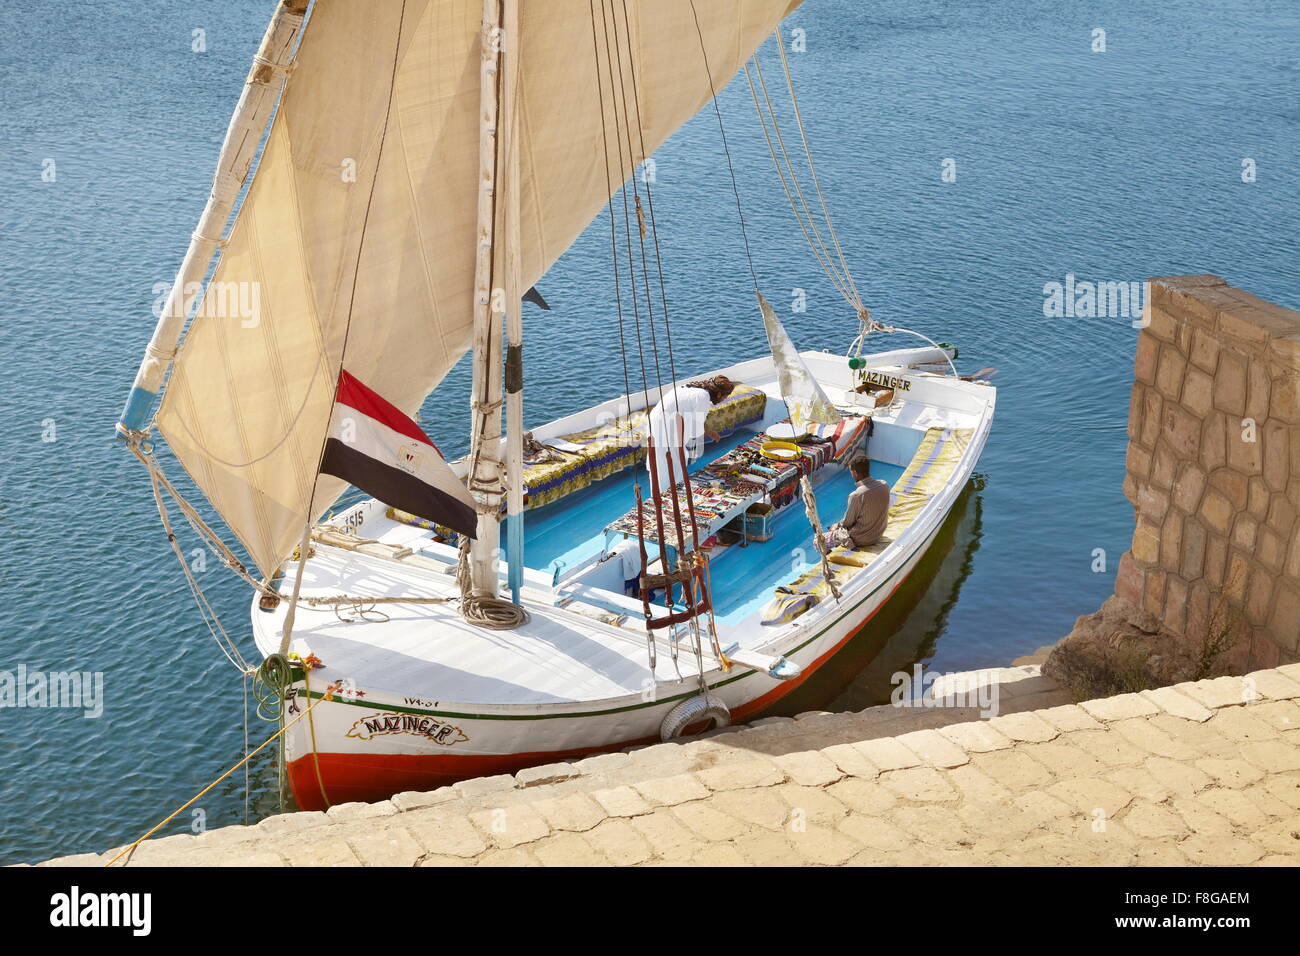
[799,475,842,603]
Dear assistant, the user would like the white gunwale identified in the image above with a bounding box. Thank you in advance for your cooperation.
[251,347,994,724]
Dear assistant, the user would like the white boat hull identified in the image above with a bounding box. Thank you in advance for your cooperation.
[278,493,958,806]
[252,349,995,809]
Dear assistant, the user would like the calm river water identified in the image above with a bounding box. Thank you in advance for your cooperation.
[1,0,1295,863]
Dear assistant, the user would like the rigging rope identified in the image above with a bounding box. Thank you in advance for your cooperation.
[749,28,960,378]
[744,60,857,310]
[746,40,865,320]
[593,0,664,671]
[598,0,667,418]
[242,670,251,824]
[302,664,332,809]
[143,452,254,674]
[105,681,335,867]
[587,0,726,684]
[746,28,902,359]
[688,0,760,293]
[614,0,679,395]
[772,32,866,313]
[127,439,275,597]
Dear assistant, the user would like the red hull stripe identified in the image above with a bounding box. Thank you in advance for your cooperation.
[287,745,652,811]
[336,368,433,448]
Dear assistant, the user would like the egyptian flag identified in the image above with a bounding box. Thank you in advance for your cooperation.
[321,370,477,539]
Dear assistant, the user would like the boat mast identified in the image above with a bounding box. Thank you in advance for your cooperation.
[465,0,516,602]
[501,0,526,606]
[116,0,309,436]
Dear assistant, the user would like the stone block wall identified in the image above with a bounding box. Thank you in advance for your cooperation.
[1050,275,1300,686]
[1124,275,1300,667]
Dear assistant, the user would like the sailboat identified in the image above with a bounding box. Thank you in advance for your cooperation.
[117,0,996,811]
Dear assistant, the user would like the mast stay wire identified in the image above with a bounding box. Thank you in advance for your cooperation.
[599,0,669,424]
[688,0,760,295]
[749,28,960,378]
[590,0,659,668]
[621,0,711,683]
[744,59,856,310]
[594,0,720,683]
[602,0,693,669]
[768,31,866,314]
[745,29,869,330]
[612,0,679,399]
[610,0,694,676]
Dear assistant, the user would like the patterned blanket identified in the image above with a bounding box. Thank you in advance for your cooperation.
[519,383,768,510]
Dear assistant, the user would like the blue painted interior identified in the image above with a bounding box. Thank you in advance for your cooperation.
[506,427,904,624]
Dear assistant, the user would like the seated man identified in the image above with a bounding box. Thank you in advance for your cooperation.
[822,456,890,550]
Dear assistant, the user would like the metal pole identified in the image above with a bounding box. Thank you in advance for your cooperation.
[502,0,525,605]
[277,521,314,656]
[466,0,505,598]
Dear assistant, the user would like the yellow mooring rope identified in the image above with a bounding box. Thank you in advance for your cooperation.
[104,687,334,867]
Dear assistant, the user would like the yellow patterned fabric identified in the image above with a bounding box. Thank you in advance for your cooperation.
[759,426,974,625]
[520,384,767,510]
[387,507,439,531]
[704,384,769,436]
[761,560,866,625]
[894,426,973,498]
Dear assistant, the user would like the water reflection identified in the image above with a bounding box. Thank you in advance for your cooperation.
[764,475,986,716]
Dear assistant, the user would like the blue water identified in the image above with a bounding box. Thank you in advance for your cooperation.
[1,0,1296,864]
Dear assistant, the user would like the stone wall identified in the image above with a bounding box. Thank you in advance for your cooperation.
[1047,275,1300,688]
[34,663,1300,867]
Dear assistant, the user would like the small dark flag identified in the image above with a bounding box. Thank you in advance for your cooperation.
[523,286,550,311]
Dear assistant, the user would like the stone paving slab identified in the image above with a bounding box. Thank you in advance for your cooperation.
[32,666,1300,867]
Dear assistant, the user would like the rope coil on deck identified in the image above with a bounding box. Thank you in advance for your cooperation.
[455,537,529,629]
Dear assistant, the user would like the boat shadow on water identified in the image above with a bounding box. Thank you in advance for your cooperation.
[762,475,986,718]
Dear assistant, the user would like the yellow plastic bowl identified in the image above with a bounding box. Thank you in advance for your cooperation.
[760,440,802,462]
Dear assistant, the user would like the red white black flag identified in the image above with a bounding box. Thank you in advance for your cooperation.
[321,370,477,539]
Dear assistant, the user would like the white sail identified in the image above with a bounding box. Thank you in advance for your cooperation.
[153,0,802,578]
[757,291,839,433]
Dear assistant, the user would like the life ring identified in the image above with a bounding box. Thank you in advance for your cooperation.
[660,693,731,741]
[760,439,802,462]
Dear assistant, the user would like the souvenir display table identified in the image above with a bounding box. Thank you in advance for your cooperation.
[603,413,871,553]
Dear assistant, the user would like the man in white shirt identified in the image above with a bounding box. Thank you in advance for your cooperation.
[645,376,735,492]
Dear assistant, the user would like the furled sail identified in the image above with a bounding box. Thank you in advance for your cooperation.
[756,291,838,434]
[154,0,802,578]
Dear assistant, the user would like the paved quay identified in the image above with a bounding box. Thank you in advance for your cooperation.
[35,663,1300,867]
